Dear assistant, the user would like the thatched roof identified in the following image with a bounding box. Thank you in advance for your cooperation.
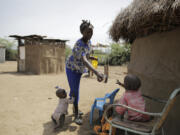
[110,0,180,43]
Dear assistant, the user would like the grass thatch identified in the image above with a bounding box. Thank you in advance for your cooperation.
[109,0,180,43]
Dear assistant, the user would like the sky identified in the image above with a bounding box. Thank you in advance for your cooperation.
[0,0,132,48]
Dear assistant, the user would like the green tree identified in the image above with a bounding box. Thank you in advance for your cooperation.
[0,37,17,60]
[108,43,131,65]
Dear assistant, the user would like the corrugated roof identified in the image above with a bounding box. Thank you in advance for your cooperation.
[9,34,69,45]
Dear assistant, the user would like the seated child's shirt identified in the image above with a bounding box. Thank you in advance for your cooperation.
[52,98,74,122]
[116,90,150,121]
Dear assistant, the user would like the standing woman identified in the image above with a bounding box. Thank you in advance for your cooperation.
[66,20,104,125]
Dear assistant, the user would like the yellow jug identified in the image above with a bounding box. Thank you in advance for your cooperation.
[91,56,98,69]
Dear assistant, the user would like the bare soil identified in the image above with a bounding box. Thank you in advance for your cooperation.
[0,61,127,135]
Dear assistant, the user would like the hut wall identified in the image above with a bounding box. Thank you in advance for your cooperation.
[128,27,180,135]
[39,45,65,74]
[0,47,5,63]
[25,45,41,74]
[25,44,65,74]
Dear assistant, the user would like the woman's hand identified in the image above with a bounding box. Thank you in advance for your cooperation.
[82,55,103,82]
[96,72,104,82]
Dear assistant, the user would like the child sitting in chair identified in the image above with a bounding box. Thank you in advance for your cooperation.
[51,87,74,129]
[116,74,150,122]
[93,74,150,135]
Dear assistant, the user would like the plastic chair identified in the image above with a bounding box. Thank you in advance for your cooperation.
[90,88,119,125]
[104,88,180,135]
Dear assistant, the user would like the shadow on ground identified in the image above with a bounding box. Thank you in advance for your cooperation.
[0,71,37,76]
[77,110,101,135]
[43,115,77,135]
[42,110,100,135]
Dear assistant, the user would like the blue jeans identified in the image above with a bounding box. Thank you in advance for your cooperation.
[66,67,82,105]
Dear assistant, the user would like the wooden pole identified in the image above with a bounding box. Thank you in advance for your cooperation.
[104,65,109,77]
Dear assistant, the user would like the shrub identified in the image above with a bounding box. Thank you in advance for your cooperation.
[108,43,131,65]
[6,49,17,60]
[93,43,131,65]
[0,37,17,60]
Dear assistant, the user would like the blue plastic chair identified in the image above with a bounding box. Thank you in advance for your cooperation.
[89,88,120,125]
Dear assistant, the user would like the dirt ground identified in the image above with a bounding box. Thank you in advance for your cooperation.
[0,61,127,135]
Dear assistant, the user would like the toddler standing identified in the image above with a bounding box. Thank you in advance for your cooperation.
[51,87,74,129]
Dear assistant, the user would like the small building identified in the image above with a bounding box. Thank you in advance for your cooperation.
[0,44,6,63]
[10,35,68,74]
[110,0,180,135]
[92,43,110,54]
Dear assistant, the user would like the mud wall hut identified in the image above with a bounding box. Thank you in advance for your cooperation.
[109,0,180,135]
[0,44,6,63]
[10,35,68,74]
